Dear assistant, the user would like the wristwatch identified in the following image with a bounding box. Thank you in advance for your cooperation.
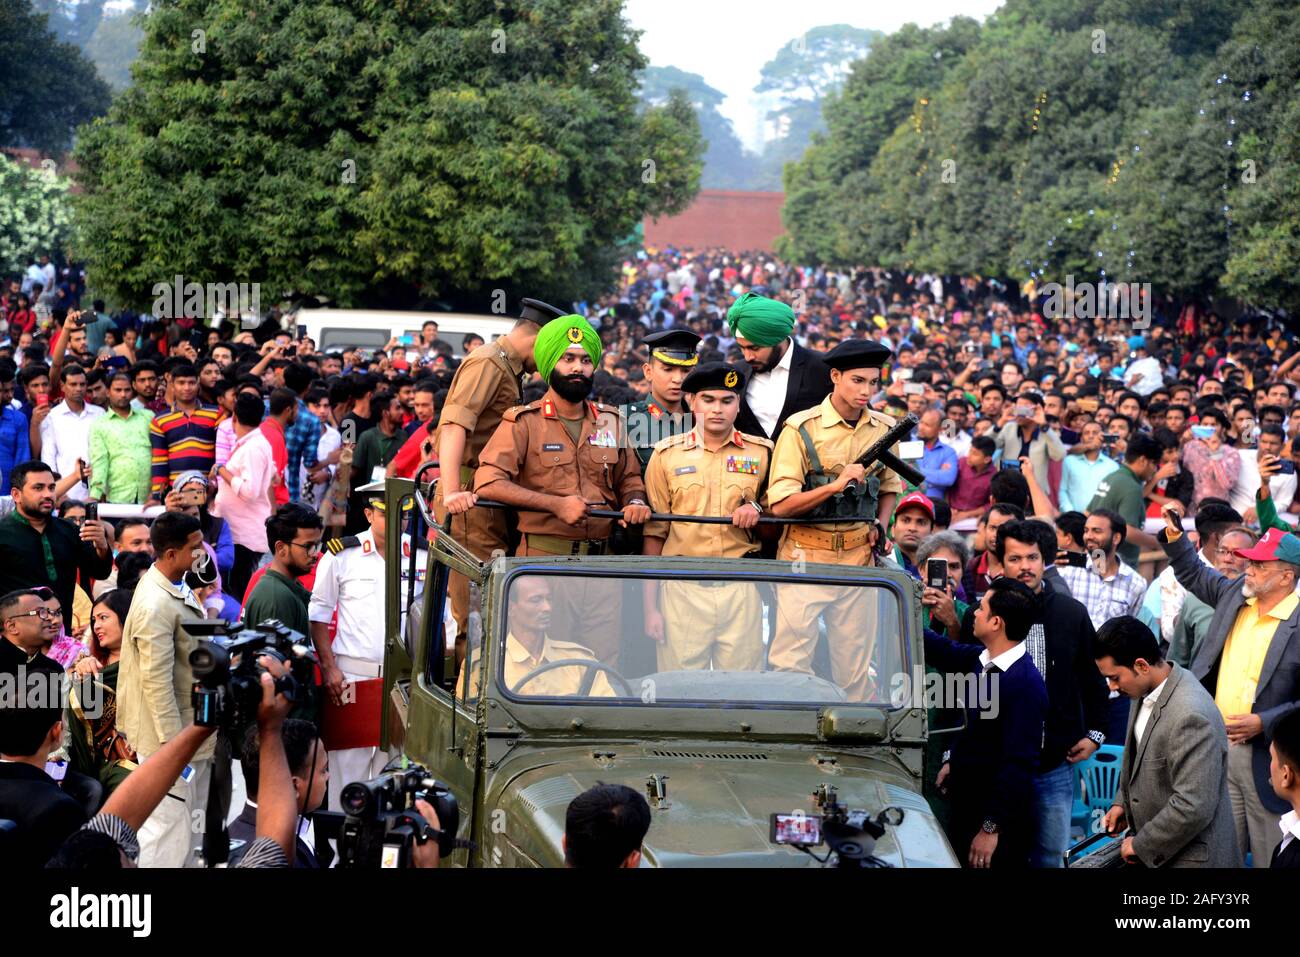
[981,820,999,835]
[746,499,763,515]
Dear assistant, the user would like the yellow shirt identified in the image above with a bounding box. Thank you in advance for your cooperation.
[643,429,771,558]
[764,396,905,530]
[1215,590,1298,717]
[467,632,616,699]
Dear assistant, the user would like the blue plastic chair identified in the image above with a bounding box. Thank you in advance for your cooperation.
[1069,744,1125,837]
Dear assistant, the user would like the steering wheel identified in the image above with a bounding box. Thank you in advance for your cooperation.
[511,658,634,697]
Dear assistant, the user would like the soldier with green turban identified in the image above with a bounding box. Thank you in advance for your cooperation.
[728,292,832,442]
[474,312,651,669]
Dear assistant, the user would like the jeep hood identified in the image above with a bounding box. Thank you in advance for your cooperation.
[487,745,958,868]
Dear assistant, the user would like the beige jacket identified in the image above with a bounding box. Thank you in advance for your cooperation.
[116,565,215,761]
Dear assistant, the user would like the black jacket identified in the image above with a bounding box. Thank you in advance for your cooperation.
[228,802,326,868]
[734,342,832,441]
[961,577,1111,771]
[0,763,88,868]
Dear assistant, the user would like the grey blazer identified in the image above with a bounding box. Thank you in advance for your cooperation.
[1162,530,1300,814]
[1119,663,1240,867]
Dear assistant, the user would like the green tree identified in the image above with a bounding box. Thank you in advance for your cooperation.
[640,65,757,191]
[0,153,77,274]
[73,0,703,309]
[0,0,112,153]
[83,2,147,90]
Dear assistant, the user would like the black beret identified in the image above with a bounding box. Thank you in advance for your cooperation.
[824,338,893,371]
[683,361,746,395]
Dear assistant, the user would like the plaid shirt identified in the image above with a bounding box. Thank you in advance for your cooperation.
[284,398,320,501]
[1056,560,1147,632]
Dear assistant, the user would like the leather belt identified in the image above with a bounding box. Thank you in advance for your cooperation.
[786,525,870,552]
[525,534,607,556]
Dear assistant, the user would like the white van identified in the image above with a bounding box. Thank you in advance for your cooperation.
[291,309,515,358]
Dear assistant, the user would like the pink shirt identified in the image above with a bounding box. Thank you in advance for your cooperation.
[213,427,275,551]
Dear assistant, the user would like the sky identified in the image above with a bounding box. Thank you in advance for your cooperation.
[624,0,1006,152]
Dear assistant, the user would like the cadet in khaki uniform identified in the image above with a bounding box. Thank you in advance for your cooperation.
[435,297,566,664]
[642,362,772,671]
[466,576,617,698]
[626,329,701,469]
[765,339,904,701]
[474,314,650,668]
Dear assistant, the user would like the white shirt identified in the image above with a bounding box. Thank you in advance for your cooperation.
[39,400,104,499]
[940,429,972,458]
[1279,810,1299,857]
[1135,674,1169,745]
[308,529,427,664]
[977,640,1027,673]
[1229,448,1296,514]
[1125,356,1164,396]
[745,337,795,438]
[1154,546,1214,643]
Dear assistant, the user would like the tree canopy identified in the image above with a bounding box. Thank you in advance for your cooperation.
[73,0,703,309]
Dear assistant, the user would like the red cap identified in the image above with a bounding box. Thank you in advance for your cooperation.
[1235,526,1296,562]
[895,491,936,521]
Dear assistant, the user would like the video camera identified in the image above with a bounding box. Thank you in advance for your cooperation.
[183,619,317,730]
[335,764,461,868]
[769,785,905,868]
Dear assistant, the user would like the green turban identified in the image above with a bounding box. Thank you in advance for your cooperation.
[534,314,602,380]
[726,292,795,346]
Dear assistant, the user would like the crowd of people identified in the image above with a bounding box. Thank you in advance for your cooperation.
[1,245,1299,871]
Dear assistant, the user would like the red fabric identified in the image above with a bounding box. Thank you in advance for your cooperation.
[241,564,317,607]
[260,417,290,505]
[389,423,435,479]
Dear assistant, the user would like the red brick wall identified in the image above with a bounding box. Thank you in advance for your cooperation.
[643,190,785,253]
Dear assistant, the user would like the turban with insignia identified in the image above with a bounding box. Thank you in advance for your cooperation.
[726,292,795,347]
[534,314,602,380]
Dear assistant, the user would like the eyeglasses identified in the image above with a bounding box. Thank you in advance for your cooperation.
[4,607,57,623]
[290,540,323,555]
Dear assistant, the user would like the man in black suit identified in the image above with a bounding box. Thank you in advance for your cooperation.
[0,679,88,867]
[230,718,330,868]
[971,519,1112,867]
[726,293,831,441]
[1269,710,1300,868]
[925,577,1048,868]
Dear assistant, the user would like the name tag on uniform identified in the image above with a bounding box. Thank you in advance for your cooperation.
[588,430,617,448]
[674,465,697,476]
[727,455,760,475]
[543,443,564,452]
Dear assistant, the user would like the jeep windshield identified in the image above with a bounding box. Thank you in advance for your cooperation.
[464,568,909,707]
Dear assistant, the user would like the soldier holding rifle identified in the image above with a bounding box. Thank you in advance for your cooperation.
[764,339,915,700]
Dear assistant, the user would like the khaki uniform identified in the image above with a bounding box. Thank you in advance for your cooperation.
[467,632,618,699]
[644,428,771,670]
[763,397,904,701]
[474,391,646,666]
[626,396,691,469]
[432,339,525,634]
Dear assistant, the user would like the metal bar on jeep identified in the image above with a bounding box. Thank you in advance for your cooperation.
[471,499,876,525]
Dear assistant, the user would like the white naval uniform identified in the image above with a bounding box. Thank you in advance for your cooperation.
[308,528,443,812]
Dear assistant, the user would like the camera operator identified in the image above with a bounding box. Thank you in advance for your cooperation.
[230,718,329,868]
[563,783,651,868]
[48,663,298,868]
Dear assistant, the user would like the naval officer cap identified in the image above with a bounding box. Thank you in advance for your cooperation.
[642,329,701,367]
[823,338,893,372]
[683,362,746,395]
[518,298,567,326]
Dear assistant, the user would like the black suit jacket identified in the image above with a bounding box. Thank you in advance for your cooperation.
[228,802,325,868]
[923,630,1048,860]
[0,762,88,868]
[1272,836,1300,868]
[960,579,1111,770]
[734,341,832,441]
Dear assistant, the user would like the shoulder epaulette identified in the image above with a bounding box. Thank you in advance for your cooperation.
[325,535,362,555]
[867,408,899,429]
[781,406,821,431]
[502,401,541,423]
[740,432,774,449]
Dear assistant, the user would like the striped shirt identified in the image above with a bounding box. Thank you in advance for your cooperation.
[150,403,223,493]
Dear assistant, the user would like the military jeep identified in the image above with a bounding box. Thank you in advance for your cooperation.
[377,477,959,867]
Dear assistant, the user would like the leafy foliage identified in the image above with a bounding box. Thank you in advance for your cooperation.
[73,0,703,309]
[0,153,77,274]
[640,65,757,191]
